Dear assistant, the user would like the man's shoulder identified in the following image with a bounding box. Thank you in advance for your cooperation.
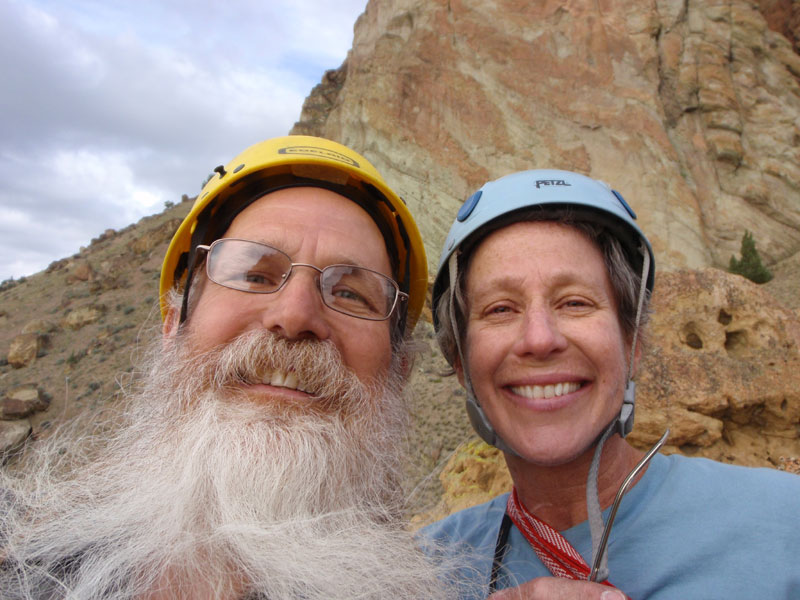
[420,492,509,548]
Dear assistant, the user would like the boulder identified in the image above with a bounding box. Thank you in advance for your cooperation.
[21,319,56,335]
[438,440,511,513]
[66,260,95,283]
[414,440,511,527]
[0,419,31,458]
[632,268,800,467]
[7,333,43,368]
[130,218,182,255]
[1,385,50,419]
[63,304,106,330]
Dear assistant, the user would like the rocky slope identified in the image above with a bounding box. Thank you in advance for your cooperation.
[2,0,800,517]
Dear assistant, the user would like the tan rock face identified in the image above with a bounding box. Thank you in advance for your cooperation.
[294,0,800,276]
[438,440,511,512]
[414,440,512,526]
[759,0,800,53]
[631,268,800,466]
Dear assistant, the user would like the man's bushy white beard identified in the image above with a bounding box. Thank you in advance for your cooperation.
[0,330,466,599]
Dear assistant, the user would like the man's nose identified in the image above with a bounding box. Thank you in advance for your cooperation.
[512,307,568,358]
[259,267,331,341]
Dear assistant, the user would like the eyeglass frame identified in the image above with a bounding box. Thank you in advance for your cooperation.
[194,238,409,321]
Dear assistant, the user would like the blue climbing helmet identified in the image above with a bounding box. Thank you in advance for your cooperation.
[432,168,655,454]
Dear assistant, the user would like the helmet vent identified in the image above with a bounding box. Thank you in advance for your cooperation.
[457,190,482,222]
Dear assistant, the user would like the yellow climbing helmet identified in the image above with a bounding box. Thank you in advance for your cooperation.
[160,135,428,333]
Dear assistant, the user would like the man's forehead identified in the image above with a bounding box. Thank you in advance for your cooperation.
[221,187,392,269]
[234,231,373,268]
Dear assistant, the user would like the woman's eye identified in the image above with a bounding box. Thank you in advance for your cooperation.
[563,298,592,309]
[486,304,513,316]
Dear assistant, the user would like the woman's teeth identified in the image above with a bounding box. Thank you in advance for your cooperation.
[511,381,581,399]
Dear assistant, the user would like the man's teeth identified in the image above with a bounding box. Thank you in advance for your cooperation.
[511,381,581,399]
[260,370,306,392]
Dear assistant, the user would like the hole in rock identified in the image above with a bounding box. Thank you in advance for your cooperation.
[685,332,703,349]
[724,329,748,357]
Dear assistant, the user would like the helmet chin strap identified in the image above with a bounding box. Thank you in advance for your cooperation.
[448,252,523,458]
[465,393,519,456]
[615,243,651,438]
[584,244,651,581]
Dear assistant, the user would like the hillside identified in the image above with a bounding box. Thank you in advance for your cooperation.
[3,0,800,516]
[0,198,473,511]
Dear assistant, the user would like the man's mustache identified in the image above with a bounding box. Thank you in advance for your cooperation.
[180,329,368,404]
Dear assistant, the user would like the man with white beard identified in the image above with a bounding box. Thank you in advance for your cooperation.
[0,136,464,599]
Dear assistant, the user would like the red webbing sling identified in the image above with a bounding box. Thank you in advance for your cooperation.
[505,488,629,597]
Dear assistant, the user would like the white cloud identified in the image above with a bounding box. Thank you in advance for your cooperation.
[0,0,368,280]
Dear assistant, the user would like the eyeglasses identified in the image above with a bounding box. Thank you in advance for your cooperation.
[196,238,407,321]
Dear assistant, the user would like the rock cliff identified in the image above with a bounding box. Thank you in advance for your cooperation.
[294,0,800,273]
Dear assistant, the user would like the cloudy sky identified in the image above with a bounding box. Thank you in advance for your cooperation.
[0,0,368,281]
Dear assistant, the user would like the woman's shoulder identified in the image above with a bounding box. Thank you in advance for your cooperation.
[650,453,800,510]
[420,492,509,548]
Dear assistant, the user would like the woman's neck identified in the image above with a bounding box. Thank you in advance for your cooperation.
[504,436,645,531]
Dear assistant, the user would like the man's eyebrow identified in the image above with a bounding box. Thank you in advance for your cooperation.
[245,236,369,267]
[325,258,365,267]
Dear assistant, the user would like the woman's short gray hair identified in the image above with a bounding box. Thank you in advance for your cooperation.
[434,208,651,367]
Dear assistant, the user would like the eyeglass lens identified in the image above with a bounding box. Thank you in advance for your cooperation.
[205,239,399,320]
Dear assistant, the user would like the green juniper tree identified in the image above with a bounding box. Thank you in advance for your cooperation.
[729,230,772,284]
